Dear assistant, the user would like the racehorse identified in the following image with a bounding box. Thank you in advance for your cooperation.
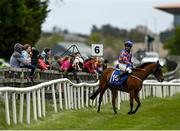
[90,61,164,115]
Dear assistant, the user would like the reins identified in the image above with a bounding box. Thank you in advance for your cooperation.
[130,75,143,82]
[131,63,158,82]
[130,67,147,82]
[134,68,146,72]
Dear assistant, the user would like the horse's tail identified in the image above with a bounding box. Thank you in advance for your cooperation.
[89,88,99,100]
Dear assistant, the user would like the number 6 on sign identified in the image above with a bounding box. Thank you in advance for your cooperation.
[91,44,103,56]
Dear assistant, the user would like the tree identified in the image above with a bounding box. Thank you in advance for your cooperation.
[36,32,64,51]
[128,29,146,42]
[85,32,102,45]
[101,24,121,38]
[91,25,99,33]
[164,26,180,55]
[0,0,49,60]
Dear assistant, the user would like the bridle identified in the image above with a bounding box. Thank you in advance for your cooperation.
[152,63,161,79]
[149,62,163,82]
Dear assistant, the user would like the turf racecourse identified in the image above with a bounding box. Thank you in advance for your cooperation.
[1,93,180,130]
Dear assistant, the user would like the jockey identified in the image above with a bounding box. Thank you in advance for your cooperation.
[118,40,134,75]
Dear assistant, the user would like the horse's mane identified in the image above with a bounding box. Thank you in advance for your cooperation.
[109,62,156,71]
[135,62,155,68]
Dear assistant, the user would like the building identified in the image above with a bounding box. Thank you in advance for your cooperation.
[155,3,180,27]
[155,3,180,42]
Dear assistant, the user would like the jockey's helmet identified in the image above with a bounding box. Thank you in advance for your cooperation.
[124,40,133,47]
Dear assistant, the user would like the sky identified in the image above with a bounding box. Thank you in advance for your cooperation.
[42,0,180,35]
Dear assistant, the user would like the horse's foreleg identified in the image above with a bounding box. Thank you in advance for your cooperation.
[128,90,134,115]
[111,88,118,114]
[132,90,141,114]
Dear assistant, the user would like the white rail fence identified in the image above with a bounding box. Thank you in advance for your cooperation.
[0,78,180,125]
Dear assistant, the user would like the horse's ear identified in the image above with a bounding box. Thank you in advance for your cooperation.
[157,60,161,67]
[157,60,163,67]
[157,60,159,64]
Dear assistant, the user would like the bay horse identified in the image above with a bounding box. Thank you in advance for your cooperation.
[90,61,164,115]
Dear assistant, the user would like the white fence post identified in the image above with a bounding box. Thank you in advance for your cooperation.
[67,83,71,109]
[52,84,57,112]
[108,89,112,103]
[4,91,10,125]
[70,84,74,109]
[63,82,68,109]
[32,90,37,121]
[85,86,89,107]
[81,86,84,108]
[19,93,24,123]
[41,87,46,117]
[26,92,31,124]
[12,93,17,125]
[58,83,63,110]
[77,87,81,109]
[117,91,121,110]
[89,87,93,107]
[37,89,42,117]
[74,87,77,110]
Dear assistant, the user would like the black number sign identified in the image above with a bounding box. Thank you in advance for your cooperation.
[95,46,100,54]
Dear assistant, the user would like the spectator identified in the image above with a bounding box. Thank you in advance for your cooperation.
[31,47,39,67]
[83,57,96,74]
[50,56,61,70]
[59,56,71,73]
[38,55,50,71]
[10,43,36,82]
[66,54,75,72]
[103,59,109,70]
[41,47,51,66]
[72,52,83,72]
[21,44,32,64]
[71,52,84,83]
[94,57,103,74]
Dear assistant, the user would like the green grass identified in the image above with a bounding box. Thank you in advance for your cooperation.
[1,94,180,130]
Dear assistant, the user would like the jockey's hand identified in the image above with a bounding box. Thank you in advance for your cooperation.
[128,64,133,69]
[126,67,132,73]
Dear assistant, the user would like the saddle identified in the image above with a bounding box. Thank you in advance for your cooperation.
[109,68,129,91]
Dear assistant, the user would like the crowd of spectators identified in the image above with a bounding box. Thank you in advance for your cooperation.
[10,43,109,83]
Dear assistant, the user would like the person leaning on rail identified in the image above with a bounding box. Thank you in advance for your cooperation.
[10,43,36,82]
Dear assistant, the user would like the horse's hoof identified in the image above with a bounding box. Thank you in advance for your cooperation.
[128,112,133,115]
[132,111,136,114]
[114,112,117,114]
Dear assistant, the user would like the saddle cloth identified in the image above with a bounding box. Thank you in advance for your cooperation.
[109,68,128,90]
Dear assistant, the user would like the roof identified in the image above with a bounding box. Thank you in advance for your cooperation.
[52,42,91,58]
[155,3,180,14]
